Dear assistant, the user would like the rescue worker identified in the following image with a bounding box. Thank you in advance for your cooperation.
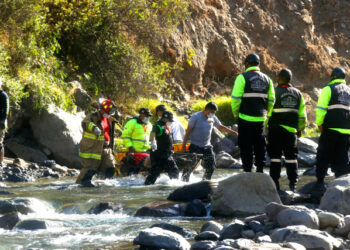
[145,110,180,185]
[231,53,275,172]
[314,67,350,192]
[267,69,307,192]
[76,99,117,187]
[181,102,237,180]
[121,107,152,153]
[155,104,185,143]
[0,80,9,167]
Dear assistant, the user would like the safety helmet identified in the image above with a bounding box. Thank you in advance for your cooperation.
[101,99,117,115]
[331,67,346,80]
[139,107,153,117]
[155,104,167,112]
[244,54,260,66]
[162,110,174,122]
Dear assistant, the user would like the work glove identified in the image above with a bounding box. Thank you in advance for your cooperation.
[93,127,101,136]
[151,140,157,151]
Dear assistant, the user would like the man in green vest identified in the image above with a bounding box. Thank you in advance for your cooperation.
[231,54,275,173]
[267,69,307,192]
[314,67,350,192]
[122,108,152,153]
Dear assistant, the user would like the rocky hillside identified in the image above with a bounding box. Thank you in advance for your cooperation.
[154,0,350,118]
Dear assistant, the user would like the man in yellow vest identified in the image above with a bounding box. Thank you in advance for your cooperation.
[76,99,117,187]
[122,108,152,153]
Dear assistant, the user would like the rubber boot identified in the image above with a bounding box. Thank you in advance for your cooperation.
[289,182,296,192]
[81,170,96,187]
[104,167,115,179]
[145,175,157,185]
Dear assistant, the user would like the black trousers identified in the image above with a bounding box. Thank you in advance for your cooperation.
[145,150,179,185]
[238,118,266,172]
[316,129,350,181]
[189,144,216,180]
[267,126,298,185]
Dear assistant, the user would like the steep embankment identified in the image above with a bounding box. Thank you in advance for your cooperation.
[153,0,350,120]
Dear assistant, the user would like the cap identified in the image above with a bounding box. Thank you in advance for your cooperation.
[162,110,174,122]
[156,104,167,112]
[139,107,152,116]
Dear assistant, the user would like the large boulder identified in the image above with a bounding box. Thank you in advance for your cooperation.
[271,225,343,250]
[6,138,49,163]
[215,151,239,169]
[168,181,216,202]
[317,211,342,229]
[134,227,190,250]
[0,212,20,230]
[211,173,281,216]
[29,104,84,169]
[16,219,47,230]
[297,151,316,168]
[297,137,318,154]
[320,175,350,214]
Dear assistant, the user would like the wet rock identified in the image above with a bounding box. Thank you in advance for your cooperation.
[190,240,217,250]
[248,220,264,232]
[211,173,281,216]
[297,137,318,154]
[215,152,236,169]
[244,214,267,224]
[43,169,59,178]
[195,231,219,241]
[297,151,316,167]
[134,227,190,250]
[265,202,319,229]
[150,223,191,238]
[0,190,14,195]
[271,225,342,250]
[135,201,185,217]
[168,181,215,202]
[16,220,47,230]
[60,205,81,214]
[318,211,342,229]
[0,200,31,215]
[185,199,206,217]
[219,219,245,240]
[241,229,255,239]
[88,202,122,214]
[263,221,279,234]
[200,221,223,234]
[0,212,20,230]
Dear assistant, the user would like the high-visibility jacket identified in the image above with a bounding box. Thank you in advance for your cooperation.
[231,66,275,122]
[79,112,114,161]
[316,79,350,134]
[268,83,307,133]
[122,117,151,152]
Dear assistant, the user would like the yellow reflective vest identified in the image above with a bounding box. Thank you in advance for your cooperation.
[122,117,151,152]
[79,112,105,160]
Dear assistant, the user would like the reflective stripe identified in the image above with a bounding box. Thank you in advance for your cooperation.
[270,159,281,163]
[88,122,95,131]
[242,93,268,98]
[78,150,102,160]
[273,108,298,113]
[316,106,327,111]
[83,132,104,141]
[121,137,146,143]
[285,159,298,164]
[231,95,242,100]
[268,99,275,103]
[328,104,350,111]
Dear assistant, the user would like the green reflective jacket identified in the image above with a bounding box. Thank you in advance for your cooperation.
[121,118,152,152]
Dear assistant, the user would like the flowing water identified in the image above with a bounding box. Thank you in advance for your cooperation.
[0,168,315,250]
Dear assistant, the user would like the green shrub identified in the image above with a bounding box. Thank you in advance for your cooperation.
[191,96,235,126]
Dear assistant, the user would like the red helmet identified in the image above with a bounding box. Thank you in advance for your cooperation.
[101,99,116,115]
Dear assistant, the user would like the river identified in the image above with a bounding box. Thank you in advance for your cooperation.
[0,168,316,249]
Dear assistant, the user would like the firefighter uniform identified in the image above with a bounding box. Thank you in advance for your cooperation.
[316,77,350,181]
[231,66,275,172]
[121,117,152,152]
[267,83,307,191]
[76,112,116,184]
[145,119,179,185]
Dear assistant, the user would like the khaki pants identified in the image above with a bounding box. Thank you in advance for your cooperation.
[76,148,115,184]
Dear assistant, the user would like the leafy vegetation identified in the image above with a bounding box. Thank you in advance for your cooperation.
[0,0,189,111]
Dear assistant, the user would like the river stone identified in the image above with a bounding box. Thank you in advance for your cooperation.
[297,151,316,167]
[16,219,47,230]
[241,229,255,239]
[185,199,206,217]
[195,231,219,241]
[334,215,350,237]
[29,104,84,169]
[256,235,272,243]
[283,242,306,250]
[133,227,190,250]
[212,173,281,216]
[151,223,191,238]
[244,214,267,224]
[6,139,49,163]
[213,247,234,250]
[200,221,223,234]
[88,202,122,214]
[266,202,319,229]
[297,137,318,154]
[320,184,350,214]
[135,201,185,217]
[318,211,342,229]
[219,219,245,240]
[0,190,14,195]
[271,225,342,250]
[168,181,215,202]
[0,212,20,230]
[215,151,237,169]
[230,238,255,249]
[0,200,32,215]
[190,240,217,250]
[248,220,264,232]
